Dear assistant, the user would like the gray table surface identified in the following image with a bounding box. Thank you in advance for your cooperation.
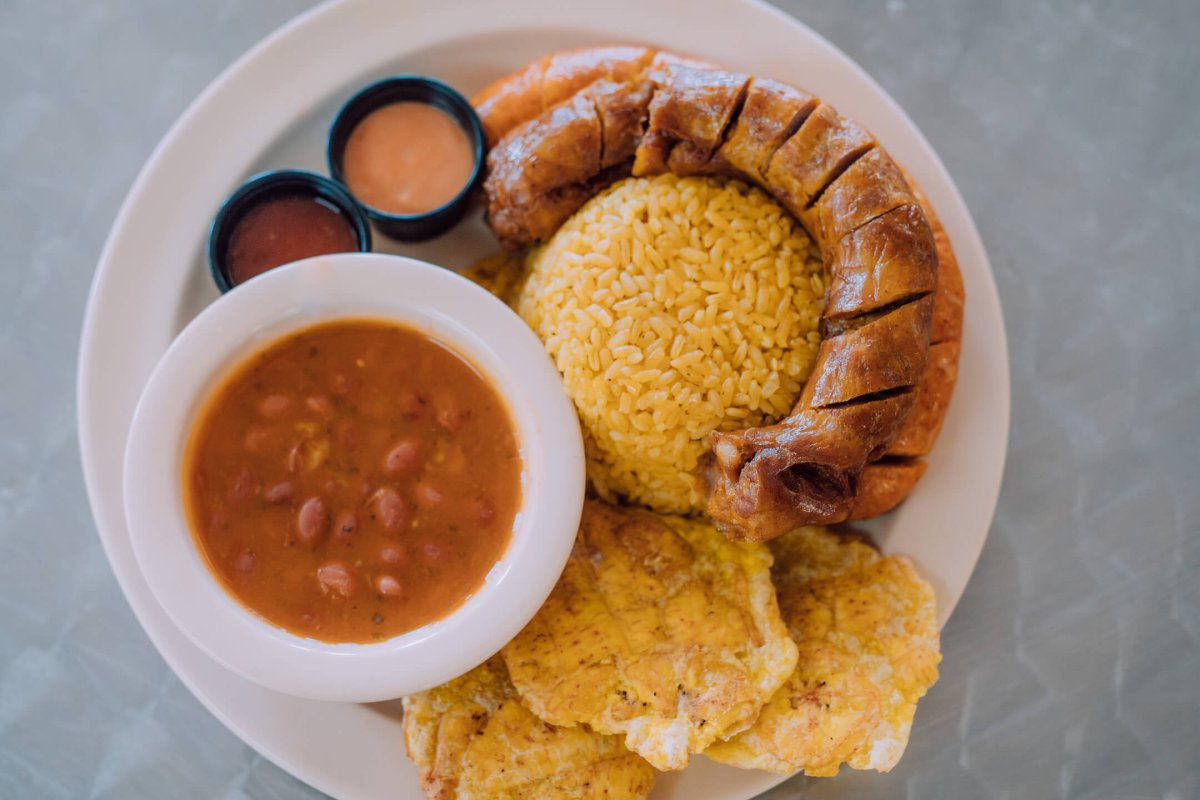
[3,0,1198,798]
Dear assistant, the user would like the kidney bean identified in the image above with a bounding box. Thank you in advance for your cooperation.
[372,487,408,530]
[207,511,230,535]
[383,438,422,475]
[436,403,464,432]
[229,465,256,502]
[242,426,273,455]
[296,496,329,544]
[331,370,359,396]
[379,546,404,565]
[334,510,358,541]
[305,394,333,417]
[288,437,331,472]
[263,481,294,504]
[316,562,354,599]
[233,550,257,574]
[474,497,495,526]
[415,481,445,510]
[420,542,447,564]
[377,575,403,597]
[257,394,291,419]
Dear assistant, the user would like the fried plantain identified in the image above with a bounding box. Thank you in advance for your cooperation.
[501,500,797,771]
[403,657,655,800]
[705,526,940,776]
[462,251,527,307]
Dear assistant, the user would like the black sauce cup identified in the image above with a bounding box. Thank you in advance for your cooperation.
[327,76,486,242]
[208,170,372,294]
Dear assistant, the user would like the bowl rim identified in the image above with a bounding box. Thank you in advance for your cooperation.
[122,253,584,702]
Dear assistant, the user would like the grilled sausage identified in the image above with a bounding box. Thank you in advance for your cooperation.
[473,47,963,541]
[845,175,965,517]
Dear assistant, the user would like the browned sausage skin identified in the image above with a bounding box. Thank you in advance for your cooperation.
[846,458,928,521]
[474,46,963,541]
[844,176,965,519]
[470,46,721,148]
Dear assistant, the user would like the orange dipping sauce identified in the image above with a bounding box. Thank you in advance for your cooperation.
[183,320,522,643]
[341,102,476,215]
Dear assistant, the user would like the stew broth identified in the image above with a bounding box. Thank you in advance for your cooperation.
[183,319,521,643]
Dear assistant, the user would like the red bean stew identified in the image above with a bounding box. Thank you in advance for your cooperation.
[183,319,521,643]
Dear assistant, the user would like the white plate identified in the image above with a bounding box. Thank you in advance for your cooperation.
[77,0,1010,797]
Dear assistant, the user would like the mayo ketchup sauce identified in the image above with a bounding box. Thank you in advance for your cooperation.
[341,102,476,216]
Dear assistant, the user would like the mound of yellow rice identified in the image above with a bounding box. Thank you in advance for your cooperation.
[514,175,825,514]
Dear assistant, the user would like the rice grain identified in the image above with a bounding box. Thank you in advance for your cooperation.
[516,176,825,514]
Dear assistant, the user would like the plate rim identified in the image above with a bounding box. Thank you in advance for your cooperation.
[76,0,1010,797]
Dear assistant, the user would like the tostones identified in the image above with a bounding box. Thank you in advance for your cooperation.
[501,500,797,771]
[705,526,940,776]
[402,657,655,799]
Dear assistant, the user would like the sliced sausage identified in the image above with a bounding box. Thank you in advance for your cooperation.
[712,78,818,181]
[824,203,938,320]
[765,103,875,213]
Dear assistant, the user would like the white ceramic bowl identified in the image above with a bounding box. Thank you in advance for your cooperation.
[122,253,585,702]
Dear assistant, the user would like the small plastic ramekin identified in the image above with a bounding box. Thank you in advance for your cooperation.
[123,253,584,702]
[327,76,486,242]
[207,169,372,293]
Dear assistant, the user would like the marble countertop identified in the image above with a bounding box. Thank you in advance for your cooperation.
[2,0,1197,797]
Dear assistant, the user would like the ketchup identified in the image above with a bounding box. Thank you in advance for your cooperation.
[225,195,359,286]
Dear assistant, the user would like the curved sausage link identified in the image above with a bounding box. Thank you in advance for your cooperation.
[473,46,723,147]
[845,180,965,518]
[473,46,657,147]
[483,78,654,248]
[476,47,962,540]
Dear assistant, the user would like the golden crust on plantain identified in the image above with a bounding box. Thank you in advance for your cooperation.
[705,527,940,776]
[501,500,798,771]
[463,251,527,307]
[402,657,655,800]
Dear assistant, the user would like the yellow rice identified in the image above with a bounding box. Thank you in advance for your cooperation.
[515,175,825,514]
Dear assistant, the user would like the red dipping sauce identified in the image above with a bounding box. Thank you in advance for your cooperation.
[224,195,359,286]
